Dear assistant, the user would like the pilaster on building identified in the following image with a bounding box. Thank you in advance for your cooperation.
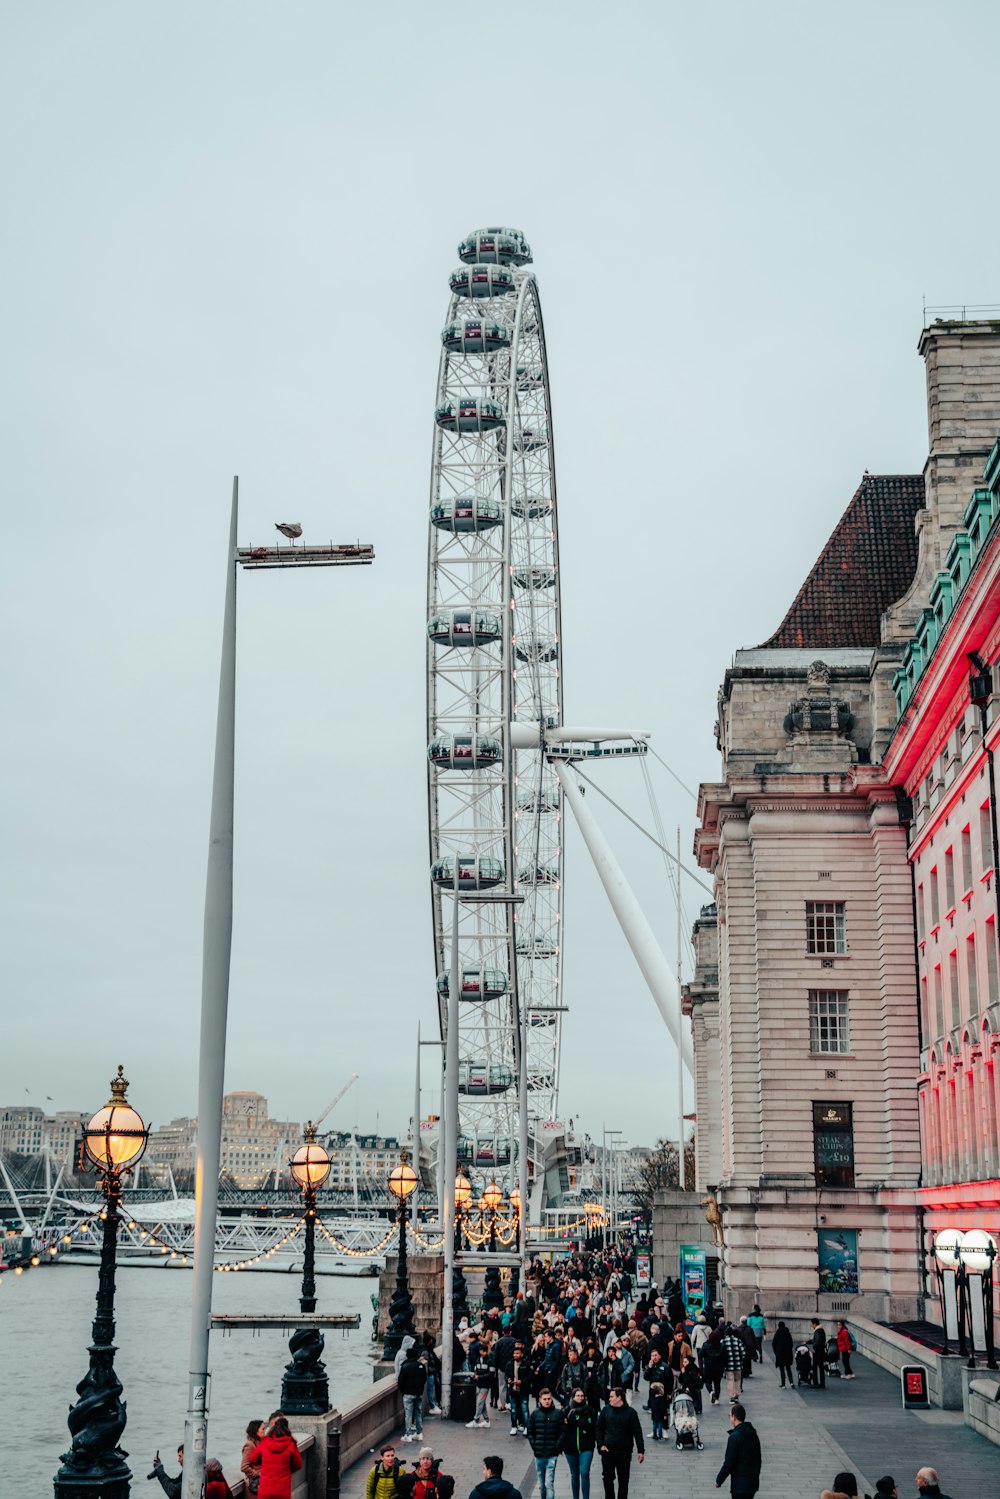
[692,318,1000,1332]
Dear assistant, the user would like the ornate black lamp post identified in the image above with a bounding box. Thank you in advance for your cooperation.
[281,1122,332,1415]
[480,1181,505,1312]
[960,1230,998,1370]
[452,1173,472,1317]
[54,1066,147,1499]
[382,1150,418,1360]
[454,1172,472,1251]
[508,1188,522,1297]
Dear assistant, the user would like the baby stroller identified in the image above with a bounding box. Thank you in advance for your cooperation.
[824,1336,842,1379]
[794,1342,812,1386]
[669,1391,703,1451]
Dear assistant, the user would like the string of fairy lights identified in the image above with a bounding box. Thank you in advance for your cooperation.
[1,1201,605,1288]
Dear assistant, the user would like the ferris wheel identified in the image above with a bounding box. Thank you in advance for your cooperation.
[426,227,563,1207]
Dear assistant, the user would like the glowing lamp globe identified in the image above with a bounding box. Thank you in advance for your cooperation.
[83,1066,147,1172]
[509,1187,521,1212]
[959,1229,998,1274]
[290,1122,332,1191]
[455,1172,473,1209]
[481,1180,503,1211]
[934,1228,964,1269]
[388,1151,418,1201]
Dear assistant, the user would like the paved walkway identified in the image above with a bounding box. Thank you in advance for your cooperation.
[340,1356,999,1499]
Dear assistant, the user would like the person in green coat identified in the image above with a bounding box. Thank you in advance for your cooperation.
[746,1306,767,1363]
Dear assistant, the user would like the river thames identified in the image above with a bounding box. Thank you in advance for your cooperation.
[6,1262,378,1491]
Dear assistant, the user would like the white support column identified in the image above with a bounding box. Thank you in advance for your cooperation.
[183,479,238,1499]
[439,867,460,1415]
[553,761,694,1074]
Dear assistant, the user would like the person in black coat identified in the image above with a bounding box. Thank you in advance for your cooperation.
[596,1389,644,1499]
[469,1456,522,1499]
[810,1320,827,1389]
[714,1404,761,1499]
[770,1322,794,1389]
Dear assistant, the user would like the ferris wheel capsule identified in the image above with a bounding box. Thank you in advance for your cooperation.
[510,493,552,520]
[436,967,509,1002]
[427,608,503,648]
[428,733,503,771]
[516,364,544,387]
[458,227,532,266]
[514,423,548,452]
[449,263,517,299]
[513,568,556,591]
[431,852,505,891]
[516,787,560,814]
[435,396,505,434]
[442,318,512,354]
[514,636,559,664]
[430,495,503,534]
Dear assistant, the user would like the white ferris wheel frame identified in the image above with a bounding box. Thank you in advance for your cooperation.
[426,266,564,1202]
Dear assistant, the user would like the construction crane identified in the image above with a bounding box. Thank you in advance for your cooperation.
[312,1072,359,1132]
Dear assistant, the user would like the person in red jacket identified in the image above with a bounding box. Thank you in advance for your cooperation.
[835,1322,856,1379]
[248,1417,303,1499]
[205,1458,235,1498]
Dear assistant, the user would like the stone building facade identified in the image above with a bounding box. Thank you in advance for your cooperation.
[681,904,722,1191]
[881,434,1000,1288]
[144,1090,302,1189]
[0,1106,88,1167]
[693,318,1000,1325]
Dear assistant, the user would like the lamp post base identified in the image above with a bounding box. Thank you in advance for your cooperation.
[482,1263,504,1312]
[53,1457,132,1499]
[281,1327,330,1415]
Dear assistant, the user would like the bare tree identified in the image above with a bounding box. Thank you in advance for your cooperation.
[629,1137,697,1219]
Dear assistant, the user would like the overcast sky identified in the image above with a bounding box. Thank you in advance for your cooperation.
[4,2,1000,1154]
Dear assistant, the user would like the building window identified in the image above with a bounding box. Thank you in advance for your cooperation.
[809,990,850,1053]
[966,935,980,1019]
[948,950,959,1034]
[933,965,944,1040]
[916,884,925,941]
[806,901,846,954]
[961,826,973,896]
[945,849,956,912]
[813,1101,855,1187]
[980,803,993,873]
[986,921,1000,1007]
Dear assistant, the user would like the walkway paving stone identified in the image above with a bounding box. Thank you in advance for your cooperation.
[341,1357,999,1499]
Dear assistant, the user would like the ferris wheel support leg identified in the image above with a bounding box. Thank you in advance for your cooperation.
[552,762,695,1076]
[439,871,460,1416]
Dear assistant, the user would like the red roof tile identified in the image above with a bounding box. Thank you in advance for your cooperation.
[762,473,925,648]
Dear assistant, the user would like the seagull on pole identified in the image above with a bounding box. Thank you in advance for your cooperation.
[275,522,303,540]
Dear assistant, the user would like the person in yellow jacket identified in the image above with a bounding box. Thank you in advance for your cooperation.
[367,1444,405,1499]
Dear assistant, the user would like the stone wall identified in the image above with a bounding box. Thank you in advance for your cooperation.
[651,1188,718,1301]
[375,1252,444,1341]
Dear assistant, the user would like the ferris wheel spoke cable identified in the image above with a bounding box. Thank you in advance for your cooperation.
[639,757,696,970]
[569,763,714,897]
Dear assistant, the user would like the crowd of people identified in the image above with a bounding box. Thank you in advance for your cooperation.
[146,1248,959,1499]
[373,1248,957,1499]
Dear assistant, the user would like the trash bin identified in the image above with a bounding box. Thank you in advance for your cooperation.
[450,1372,476,1423]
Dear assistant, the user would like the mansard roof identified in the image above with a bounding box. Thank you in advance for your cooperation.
[763,473,925,648]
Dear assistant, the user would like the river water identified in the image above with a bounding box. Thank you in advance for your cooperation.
[5,1261,380,1491]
